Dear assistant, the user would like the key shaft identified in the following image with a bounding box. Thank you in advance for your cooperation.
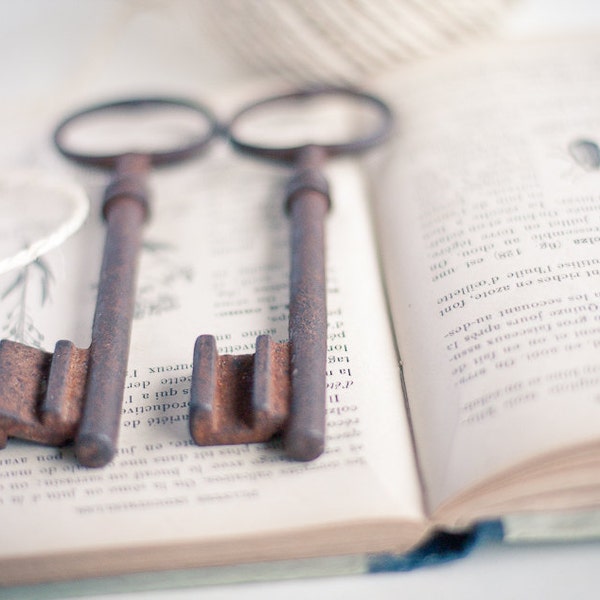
[76,154,149,467]
[284,146,329,460]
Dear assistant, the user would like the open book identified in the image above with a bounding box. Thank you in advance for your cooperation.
[2,35,600,588]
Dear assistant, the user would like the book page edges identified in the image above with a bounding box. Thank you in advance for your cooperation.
[0,518,429,587]
[8,555,369,599]
[432,439,600,529]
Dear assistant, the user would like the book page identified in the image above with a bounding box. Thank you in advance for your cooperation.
[0,105,424,582]
[374,36,600,515]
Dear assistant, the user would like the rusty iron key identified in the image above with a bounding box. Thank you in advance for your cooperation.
[0,97,217,467]
[189,88,393,461]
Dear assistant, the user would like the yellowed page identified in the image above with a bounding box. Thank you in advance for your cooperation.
[374,36,600,515]
[0,114,423,581]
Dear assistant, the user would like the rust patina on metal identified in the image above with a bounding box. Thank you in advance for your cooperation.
[189,88,392,462]
[0,97,217,468]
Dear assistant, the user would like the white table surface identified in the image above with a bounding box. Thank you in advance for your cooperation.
[2,1,600,598]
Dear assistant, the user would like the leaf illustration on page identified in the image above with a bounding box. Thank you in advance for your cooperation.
[0,256,54,347]
[134,239,194,320]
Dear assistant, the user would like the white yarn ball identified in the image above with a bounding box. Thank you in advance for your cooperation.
[195,0,513,83]
[0,170,88,275]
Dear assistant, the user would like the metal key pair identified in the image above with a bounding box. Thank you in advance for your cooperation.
[0,89,392,467]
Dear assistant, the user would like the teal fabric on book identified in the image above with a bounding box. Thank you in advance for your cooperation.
[369,522,505,572]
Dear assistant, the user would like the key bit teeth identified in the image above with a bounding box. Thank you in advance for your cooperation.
[42,340,89,428]
[0,339,87,447]
[189,335,221,438]
[189,334,290,446]
[0,339,53,441]
[251,335,290,429]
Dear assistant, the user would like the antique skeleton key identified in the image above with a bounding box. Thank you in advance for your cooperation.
[0,98,217,467]
[189,88,392,461]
